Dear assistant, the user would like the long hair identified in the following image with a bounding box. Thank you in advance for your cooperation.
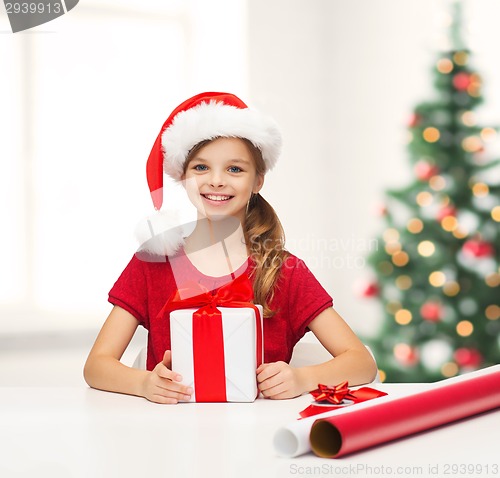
[242,140,288,317]
[184,138,288,317]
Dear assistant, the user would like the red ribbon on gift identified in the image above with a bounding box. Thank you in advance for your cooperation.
[158,273,263,402]
[299,381,387,418]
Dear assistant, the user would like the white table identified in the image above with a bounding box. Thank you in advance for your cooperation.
[0,383,498,478]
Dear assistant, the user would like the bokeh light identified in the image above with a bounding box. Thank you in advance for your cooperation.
[395,275,413,290]
[392,251,410,267]
[480,127,497,142]
[461,111,476,126]
[485,305,500,321]
[491,206,500,222]
[441,215,458,231]
[453,51,468,66]
[418,240,435,257]
[395,309,412,325]
[416,191,433,207]
[383,228,400,243]
[429,271,446,287]
[462,136,482,153]
[472,182,489,197]
[407,218,424,234]
[429,175,446,191]
[485,273,500,287]
[441,362,459,377]
[456,320,474,337]
[443,281,460,296]
[423,127,440,143]
[436,58,453,74]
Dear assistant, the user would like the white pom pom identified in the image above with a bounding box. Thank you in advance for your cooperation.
[134,210,185,256]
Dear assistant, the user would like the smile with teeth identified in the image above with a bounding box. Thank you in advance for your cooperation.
[202,194,234,201]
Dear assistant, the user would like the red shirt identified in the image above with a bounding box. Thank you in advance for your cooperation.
[108,249,333,370]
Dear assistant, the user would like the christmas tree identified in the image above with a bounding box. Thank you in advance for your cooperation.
[364,2,500,382]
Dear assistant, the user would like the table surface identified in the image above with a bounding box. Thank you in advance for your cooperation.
[0,382,498,478]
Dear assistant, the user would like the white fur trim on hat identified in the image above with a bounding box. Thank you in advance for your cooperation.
[134,210,185,256]
[161,100,282,180]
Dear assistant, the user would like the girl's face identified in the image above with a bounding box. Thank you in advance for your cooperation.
[182,137,264,222]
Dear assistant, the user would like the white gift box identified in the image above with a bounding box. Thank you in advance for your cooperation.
[170,305,263,402]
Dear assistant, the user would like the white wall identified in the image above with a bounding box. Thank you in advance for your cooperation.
[1,0,499,337]
[247,0,500,336]
[0,0,248,333]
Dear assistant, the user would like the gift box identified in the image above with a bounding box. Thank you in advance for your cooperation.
[170,304,263,402]
[158,273,263,403]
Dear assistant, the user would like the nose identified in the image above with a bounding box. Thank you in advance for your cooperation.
[208,170,225,188]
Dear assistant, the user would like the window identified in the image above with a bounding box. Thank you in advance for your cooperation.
[0,0,247,331]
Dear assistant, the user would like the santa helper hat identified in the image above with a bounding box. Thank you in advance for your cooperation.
[135,92,283,256]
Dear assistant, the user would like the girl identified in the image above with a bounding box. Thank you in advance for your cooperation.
[84,92,377,404]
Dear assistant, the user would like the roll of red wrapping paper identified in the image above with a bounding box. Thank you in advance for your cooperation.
[309,367,500,458]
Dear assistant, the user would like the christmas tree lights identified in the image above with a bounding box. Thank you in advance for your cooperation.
[363,2,500,382]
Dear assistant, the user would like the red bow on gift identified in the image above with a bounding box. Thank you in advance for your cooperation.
[158,272,258,317]
[158,273,263,402]
[299,381,387,418]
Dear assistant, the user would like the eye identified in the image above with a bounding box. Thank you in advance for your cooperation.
[193,164,208,171]
[228,166,243,173]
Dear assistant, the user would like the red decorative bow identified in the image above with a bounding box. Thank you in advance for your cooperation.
[310,381,354,404]
[299,381,387,418]
[158,272,258,317]
[158,273,263,402]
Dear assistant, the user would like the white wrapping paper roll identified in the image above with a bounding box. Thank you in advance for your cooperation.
[273,390,400,457]
[273,408,341,458]
[273,365,500,458]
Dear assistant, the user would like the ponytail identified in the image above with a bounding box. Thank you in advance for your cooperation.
[244,193,288,318]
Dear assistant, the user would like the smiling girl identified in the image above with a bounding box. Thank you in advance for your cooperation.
[84,92,377,403]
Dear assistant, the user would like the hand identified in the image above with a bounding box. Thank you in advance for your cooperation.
[256,361,305,400]
[141,350,193,404]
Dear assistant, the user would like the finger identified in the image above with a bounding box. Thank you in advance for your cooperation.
[156,363,183,382]
[257,363,280,383]
[145,381,188,404]
[154,376,193,395]
[162,350,172,368]
[261,381,287,398]
[258,374,284,393]
[256,363,268,374]
[150,394,179,405]
[154,386,193,401]
[265,389,293,400]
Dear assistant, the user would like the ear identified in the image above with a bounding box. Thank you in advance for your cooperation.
[253,173,265,194]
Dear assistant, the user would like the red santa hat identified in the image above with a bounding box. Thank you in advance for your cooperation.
[136,92,282,256]
[146,91,282,210]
